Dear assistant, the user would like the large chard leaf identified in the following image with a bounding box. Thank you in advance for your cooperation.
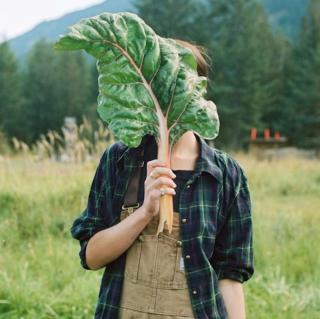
[54,12,220,148]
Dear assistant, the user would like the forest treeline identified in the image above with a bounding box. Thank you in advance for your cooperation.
[0,0,319,151]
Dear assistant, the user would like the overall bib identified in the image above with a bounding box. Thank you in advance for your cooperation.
[118,152,195,318]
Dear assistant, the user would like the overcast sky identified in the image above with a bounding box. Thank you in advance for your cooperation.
[0,0,102,40]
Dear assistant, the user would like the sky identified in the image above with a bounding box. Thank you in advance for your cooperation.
[0,0,103,40]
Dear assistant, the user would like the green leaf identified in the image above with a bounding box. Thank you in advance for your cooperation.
[54,12,219,148]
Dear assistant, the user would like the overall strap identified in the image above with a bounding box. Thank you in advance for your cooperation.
[122,148,144,211]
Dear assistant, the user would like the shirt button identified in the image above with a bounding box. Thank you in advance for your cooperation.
[185,255,191,259]
[186,185,191,189]
[182,218,187,223]
[192,290,198,295]
[177,241,182,246]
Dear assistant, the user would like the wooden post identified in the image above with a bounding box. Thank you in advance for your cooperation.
[264,128,270,140]
[250,127,257,140]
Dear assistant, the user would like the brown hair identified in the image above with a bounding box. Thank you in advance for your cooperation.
[174,39,212,78]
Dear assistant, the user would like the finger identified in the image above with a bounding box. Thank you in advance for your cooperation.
[146,159,166,176]
[146,169,175,183]
[153,176,177,189]
[145,175,176,193]
[150,167,176,179]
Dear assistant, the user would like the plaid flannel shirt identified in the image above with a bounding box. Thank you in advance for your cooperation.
[70,133,254,319]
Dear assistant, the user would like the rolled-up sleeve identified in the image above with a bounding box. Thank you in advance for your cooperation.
[210,157,254,283]
[70,143,118,270]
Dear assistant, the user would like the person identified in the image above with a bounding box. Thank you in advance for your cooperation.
[70,39,254,319]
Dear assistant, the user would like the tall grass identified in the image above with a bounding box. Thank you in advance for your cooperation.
[236,154,320,318]
[3,116,116,162]
[0,147,319,318]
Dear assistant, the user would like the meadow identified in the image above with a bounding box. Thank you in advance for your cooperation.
[0,151,319,318]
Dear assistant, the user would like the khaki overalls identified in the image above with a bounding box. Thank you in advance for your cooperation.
[118,206,195,318]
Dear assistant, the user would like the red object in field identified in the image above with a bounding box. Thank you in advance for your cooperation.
[274,132,281,140]
[250,127,257,140]
[264,128,270,140]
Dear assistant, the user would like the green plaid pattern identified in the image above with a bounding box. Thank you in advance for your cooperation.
[70,133,254,318]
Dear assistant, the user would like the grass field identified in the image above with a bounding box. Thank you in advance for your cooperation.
[0,152,319,318]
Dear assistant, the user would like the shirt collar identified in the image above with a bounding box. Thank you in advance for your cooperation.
[116,133,222,183]
[193,132,223,183]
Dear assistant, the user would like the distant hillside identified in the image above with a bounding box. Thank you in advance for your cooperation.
[8,0,309,58]
[9,0,136,58]
[261,0,309,38]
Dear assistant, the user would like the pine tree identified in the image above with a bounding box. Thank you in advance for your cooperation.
[205,0,284,149]
[284,0,320,149]
[0,41,24,140]
[55,50,93,125]
[134,0,207,41]
[23,39,93,143]
[259,32,291,139]
[23,39,60,143]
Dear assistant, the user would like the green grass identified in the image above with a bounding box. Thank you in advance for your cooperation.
[0,154,319,318]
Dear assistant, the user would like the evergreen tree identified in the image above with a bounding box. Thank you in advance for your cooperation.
[0,41,24,140]
[55,50,93,125]
[23,39,93,143]
[134,0,207,41]
[284,0,320,149]
[205,0,284,149]
[259,32,291,139]
[23,39,60,143]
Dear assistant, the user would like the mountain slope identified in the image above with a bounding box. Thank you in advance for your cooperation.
[8,0,309,58]
[9,0,136,58]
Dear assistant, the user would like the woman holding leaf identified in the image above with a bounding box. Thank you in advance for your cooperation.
[56,12,254,319]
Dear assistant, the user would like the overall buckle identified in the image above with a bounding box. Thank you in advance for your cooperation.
[121,202,140,214]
